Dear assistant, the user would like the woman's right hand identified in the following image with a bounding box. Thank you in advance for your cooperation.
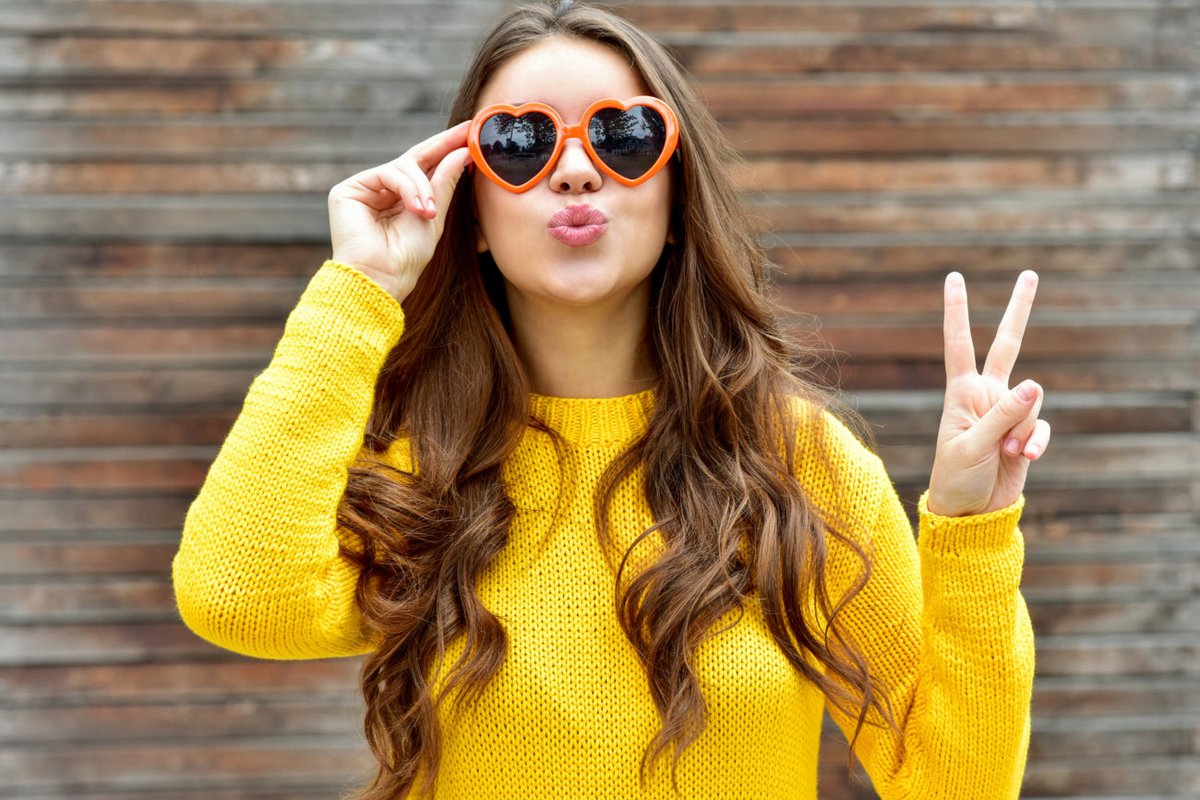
[327,119,474,303]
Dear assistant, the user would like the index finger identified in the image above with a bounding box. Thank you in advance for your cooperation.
[405,119,473,175]
[943,271,977,380]
[981,270,1039,382]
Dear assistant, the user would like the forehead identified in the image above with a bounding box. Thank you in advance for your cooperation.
[475,37,650,120]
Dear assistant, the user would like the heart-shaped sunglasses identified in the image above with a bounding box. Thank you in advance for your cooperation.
[467,96,680,193]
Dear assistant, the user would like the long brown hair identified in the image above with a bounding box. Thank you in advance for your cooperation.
[336,2,898,797]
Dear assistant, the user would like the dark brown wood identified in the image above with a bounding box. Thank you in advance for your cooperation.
[3,0,1196,797]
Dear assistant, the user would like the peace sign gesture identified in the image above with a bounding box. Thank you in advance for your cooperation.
[926,271,1051,517]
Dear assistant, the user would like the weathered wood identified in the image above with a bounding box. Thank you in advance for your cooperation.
[0,660,361,703]
[0,741,377,791]
[703,76,1199,115]
[0,76,464,116]
[0,0,508,36]
[2,697,364,743]
[1034,633,1199,677]
[0,325,286,362]
[3,0,1195,796]
[0,368,270,407]
[853,390,1193,436]
[0,243,330,278]
[0,622,231,667]
[0,34,481,79]
[788,277,1200,316]
[767,241,1197,281]
[737,154,1195,192]
[0,451,215,493]
[1022,756,1200,796]
[875,433,1199,477]
[0,195,333,241]
[0,578,177,623]
[1033,675,1200,716]
[675,39,1200,74]
[1029,599,1200,635]
[751,198,1200,236]
[0,411,242,449]
[832,358,1199,393]
[0,541,179,575]
[0,497,193,533]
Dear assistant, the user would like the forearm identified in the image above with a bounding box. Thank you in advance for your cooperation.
[172,260,404,659]
[872,492,1035,799]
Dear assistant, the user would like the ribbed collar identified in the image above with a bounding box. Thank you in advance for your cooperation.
[527,387,656,446]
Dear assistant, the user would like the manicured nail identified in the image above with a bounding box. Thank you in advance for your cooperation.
[1004,437,1021,455]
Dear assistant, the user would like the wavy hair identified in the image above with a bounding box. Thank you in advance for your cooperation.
[336,2,899,797]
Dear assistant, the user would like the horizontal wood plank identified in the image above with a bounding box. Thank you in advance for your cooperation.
[0,660,361,704]
[4,0,1195,795]
[0,740,375,791]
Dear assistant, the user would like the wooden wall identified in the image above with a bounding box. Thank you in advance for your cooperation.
[2,0,1196,797]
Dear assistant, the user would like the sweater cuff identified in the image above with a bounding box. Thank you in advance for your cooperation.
[917,490,1025,555]
[283,259,406,354]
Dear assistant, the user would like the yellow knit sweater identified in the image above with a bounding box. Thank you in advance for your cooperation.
[172,260,1035,799]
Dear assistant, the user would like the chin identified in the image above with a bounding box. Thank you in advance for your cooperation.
[526,257,625,304]
[537,278,621,308]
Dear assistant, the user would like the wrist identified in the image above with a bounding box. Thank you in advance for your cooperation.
[329,259,408,304]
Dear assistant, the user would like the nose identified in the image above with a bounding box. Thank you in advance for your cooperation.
[547,137,602,194]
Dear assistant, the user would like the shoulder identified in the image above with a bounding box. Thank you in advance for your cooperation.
[351,433,417,476]
[784,395,891,526]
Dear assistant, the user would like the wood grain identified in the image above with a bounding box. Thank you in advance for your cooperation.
[3,0,1196,797]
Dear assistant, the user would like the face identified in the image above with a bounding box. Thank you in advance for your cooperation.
[471,37,674,312]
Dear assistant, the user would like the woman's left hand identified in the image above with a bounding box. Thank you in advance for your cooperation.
[926,270,1051,517]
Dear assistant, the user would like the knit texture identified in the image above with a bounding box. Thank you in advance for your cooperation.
[172,259,1036,799]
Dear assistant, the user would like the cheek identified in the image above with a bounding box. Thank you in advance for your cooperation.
[472,179,530,253]
[632,177,673,239]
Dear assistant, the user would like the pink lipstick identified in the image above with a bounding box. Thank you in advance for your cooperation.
[548,204,608,247]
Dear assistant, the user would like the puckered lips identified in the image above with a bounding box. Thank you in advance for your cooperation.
[548,204,608,247]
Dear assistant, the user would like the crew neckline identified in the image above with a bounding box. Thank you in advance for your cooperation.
[527,387,656,446]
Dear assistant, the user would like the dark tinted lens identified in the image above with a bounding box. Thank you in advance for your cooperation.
[478,112,558,186]
[588,106,668,179]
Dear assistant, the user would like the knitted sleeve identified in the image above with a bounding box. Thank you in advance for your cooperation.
[171,260,405,660]
[811,410,1035,799]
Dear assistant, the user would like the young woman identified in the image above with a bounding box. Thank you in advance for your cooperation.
[172,2,1051,798]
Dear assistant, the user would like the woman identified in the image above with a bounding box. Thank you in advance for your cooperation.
[171,1,1050,798]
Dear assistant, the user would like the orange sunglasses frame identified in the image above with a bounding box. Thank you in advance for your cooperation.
[467,95,680,193]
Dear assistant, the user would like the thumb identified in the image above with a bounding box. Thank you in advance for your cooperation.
[976,380,1041,444]
[430,146,473,213]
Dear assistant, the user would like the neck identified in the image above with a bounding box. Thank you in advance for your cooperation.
[506,285,656,399]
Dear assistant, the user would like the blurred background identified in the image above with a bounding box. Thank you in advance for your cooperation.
[1,0,1197,797]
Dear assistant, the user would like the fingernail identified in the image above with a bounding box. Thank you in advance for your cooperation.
[1004,437,1020,455]
[1017,380,1037,401]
